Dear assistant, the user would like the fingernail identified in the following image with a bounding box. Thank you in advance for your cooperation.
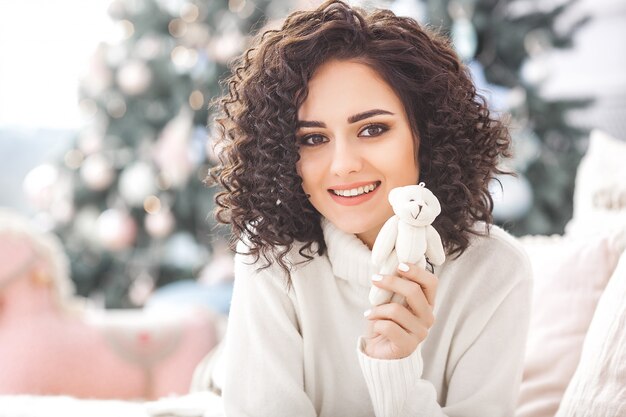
[398,263,410,272]
[363,309,371,317]
[372,274,383,282]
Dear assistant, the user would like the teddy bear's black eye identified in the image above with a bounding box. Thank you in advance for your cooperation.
[409,199,415,202]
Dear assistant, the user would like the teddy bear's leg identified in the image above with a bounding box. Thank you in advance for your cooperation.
[416,256,427,270]
[369,254,397,306]
[369,285,393,306]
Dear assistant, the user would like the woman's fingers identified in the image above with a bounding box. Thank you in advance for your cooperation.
[370,319,416,347]
[398,262,438,306]
[365,302,421,335]
[364,263,439,357]
[372,272,435,325]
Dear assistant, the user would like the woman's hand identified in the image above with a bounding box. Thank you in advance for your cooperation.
[362,262,438,360]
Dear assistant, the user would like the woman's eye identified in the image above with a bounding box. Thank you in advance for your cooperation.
[360,124,388,137]
[299,134,327,146]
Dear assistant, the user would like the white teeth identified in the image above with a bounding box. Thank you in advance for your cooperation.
[331,182,378,197]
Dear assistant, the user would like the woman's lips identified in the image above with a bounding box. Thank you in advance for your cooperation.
[327,182,381,206]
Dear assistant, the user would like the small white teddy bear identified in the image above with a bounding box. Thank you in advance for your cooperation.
[369,183,446,306]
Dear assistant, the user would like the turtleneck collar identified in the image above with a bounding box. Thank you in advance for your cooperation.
[321,217,377,287]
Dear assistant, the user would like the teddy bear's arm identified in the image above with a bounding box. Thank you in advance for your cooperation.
[425,224,446,265]
[371,215,400,267]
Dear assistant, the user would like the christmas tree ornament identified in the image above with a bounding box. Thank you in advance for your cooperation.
[117,60,152,95]
[23,164,61,210]
[64,149,85,170]
[81,45,113,97]
[73,206,101,246]
[180,3,200,22]
[188,90,204,111]
[80,153,115,191]
[78,130,104,155]
[106,94,127,119]
[96,208,137,251]
[119,162,157,207]
[171,45,198,72]
[136,35,163,61]
[153,108,194,187]
[145,209,175,239]
[168,17,187,38]
[50,199,75,226]
[143,195,162,214]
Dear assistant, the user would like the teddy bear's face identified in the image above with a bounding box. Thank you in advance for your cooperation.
[388,185,441,226]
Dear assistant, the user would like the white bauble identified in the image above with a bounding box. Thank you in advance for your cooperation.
[78,130,104,155]
[80,153,115,191]
[118,162,157,207]
[73,206,101,246]
[117,60,152,95]
[23,164,60,210]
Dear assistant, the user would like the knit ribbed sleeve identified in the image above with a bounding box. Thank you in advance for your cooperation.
[357,337,425,416]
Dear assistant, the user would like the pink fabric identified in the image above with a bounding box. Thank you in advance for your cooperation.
[555,252,626,417]
[515,235,621,417]
[0,281,218,400]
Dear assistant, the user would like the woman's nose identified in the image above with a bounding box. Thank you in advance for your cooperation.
[330,137,362,177]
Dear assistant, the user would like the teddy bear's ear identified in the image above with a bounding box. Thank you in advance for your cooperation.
[425,188,442,213]
[388,187,401,204]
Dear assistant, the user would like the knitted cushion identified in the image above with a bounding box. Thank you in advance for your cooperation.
[555,251,626,417]
[515,234,621,417]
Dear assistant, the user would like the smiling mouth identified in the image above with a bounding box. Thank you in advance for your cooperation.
[329,181,381,197]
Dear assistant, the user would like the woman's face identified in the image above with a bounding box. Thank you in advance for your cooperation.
[296,59,419,248]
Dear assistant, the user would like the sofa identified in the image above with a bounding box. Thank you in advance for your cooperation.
[0,129,624,417]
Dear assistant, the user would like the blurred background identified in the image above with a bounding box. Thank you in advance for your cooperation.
[1,0,624,310]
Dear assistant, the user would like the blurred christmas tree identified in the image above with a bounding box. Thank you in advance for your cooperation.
[49,0,291,308]
[422,0,591,235]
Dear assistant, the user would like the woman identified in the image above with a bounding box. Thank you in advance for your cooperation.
[208,1,532,416]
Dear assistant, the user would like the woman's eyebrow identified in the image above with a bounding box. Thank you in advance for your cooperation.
[296,109,394,128]
[348,109,394,123]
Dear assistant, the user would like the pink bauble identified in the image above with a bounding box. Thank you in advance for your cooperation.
[145,210,175,239]
[97,209,137,251]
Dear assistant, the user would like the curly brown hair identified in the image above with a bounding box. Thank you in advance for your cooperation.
[207,0,511,278]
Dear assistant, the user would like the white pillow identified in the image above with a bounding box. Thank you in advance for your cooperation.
[555,248,626,417]
[515,234,622,417]
[567,129,626,236]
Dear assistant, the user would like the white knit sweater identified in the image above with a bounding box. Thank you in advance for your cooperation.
[218,218,532,417]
